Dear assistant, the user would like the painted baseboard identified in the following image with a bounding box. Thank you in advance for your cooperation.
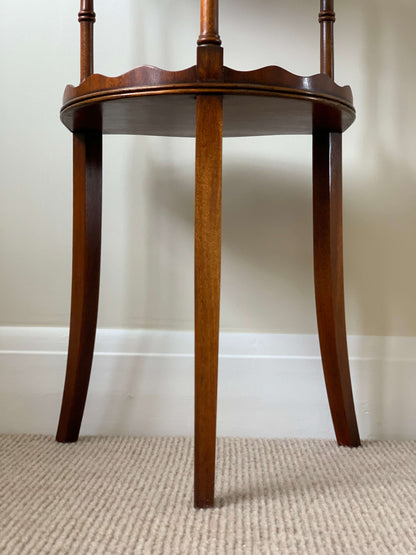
[0,327,415,439]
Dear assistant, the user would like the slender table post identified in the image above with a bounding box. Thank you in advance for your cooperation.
[198,0,221,46]
[319,0,335,78]
[56,131,102,442]
[78,0,95,82]
[313,132,360,446]
[194,95,223,508]
[194,0,224,509]
[313,0,360,447]
[56,1,102,443]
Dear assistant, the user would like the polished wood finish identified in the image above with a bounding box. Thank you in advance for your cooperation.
[194,0,224,510]
[194,95,223,508]
[313,131,360,447]
[60,66,354,137]
[198,0,221,46]
[56,131,102,442]
[319,0,335,78]
[56,0,361,508]
[78,0,95,82]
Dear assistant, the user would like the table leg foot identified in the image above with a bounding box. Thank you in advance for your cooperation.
[313,131,360,447]
[56,131,102,443]
[194,95,223,507]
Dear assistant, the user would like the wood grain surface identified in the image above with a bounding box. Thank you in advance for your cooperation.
[56,132,102,442]
[60,65,355,137]
[313,131,360,447]
[194,94,223,508]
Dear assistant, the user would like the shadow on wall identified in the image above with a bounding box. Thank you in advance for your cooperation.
[109,0,416,337]
[342,0,416,438]
[136,145,315,332]
[344,0,416,337]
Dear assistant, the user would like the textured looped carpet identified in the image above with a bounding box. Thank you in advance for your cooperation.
[0,435,415,554]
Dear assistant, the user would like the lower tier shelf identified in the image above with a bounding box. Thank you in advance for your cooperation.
[60,65,355,137]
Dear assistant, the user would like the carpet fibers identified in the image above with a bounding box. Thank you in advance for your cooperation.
[0,435,415,554]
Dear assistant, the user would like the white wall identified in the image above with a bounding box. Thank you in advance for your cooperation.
[1,327,415,440]
[0,1,415,439]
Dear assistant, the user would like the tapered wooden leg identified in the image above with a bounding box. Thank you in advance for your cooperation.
[194,95,223,508]
[313,131,360,447]
[56,131,102,443]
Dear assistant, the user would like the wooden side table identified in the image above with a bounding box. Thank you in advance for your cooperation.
[56,0,360,509]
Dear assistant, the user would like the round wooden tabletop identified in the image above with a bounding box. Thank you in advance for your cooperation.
[60,65,355,137]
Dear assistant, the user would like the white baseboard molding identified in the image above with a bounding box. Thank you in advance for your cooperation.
[1,327,415,439]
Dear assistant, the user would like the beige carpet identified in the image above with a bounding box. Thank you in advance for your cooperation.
[0,436,415,554]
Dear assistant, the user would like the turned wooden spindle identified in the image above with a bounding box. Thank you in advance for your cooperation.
[78,0,96,82]
[319,0,335,78]
[196,0,223,81]
[198,0,221,46]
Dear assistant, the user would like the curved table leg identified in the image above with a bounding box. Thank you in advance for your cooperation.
[194,95,223,508]
[56,131,102,443]
[313,131,360,447]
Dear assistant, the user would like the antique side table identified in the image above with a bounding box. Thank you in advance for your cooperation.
[56,0,360,509]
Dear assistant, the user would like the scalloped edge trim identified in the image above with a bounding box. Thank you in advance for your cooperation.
[62,64,353,107]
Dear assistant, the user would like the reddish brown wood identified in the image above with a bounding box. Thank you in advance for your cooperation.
[60,66,355,136]
[56,0,360,507]
[313,131,360,447]
[194,94,223,509]
[78,0,95,82]
[198,0,221,46]
[56,131,102,443]
[319,0,335,78]
[62,66,353,107]
[197,47,223,81]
